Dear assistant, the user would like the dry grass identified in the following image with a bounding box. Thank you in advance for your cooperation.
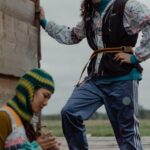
[41,119,150,137]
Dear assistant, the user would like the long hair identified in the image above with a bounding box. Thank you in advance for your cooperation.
[80,0,98,50]
[80,0,95,21]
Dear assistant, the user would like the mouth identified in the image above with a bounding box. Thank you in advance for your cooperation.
[40,105,44,110]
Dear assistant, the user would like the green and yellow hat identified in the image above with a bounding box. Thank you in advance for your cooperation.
[7,68,55,122]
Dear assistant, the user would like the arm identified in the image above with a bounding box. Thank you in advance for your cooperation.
[45,21,85,45]
[0,112,12,149]
[124,0,150,62]
[40,7,86,45]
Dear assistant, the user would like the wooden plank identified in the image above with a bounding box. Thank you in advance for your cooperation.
[0,11,38,77]
[34,0,41,67]
[0,76,18,107]
[0,0,35,24]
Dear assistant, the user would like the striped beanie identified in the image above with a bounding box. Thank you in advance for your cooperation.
[7,68,55,122]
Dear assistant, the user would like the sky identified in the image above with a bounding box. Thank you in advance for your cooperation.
[40,0,150,115]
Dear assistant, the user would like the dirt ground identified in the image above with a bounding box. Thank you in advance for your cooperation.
[58,136,150,150]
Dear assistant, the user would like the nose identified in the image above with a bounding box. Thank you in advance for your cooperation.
[43,100,48,106]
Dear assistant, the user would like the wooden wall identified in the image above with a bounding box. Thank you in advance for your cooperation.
[0,0,40,105]
[0,75,18,107]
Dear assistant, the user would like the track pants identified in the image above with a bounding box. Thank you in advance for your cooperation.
[61,79,143,150]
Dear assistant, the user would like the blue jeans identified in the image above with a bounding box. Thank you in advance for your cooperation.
[61,79,143,150]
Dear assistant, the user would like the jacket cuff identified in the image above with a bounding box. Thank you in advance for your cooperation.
[40,18,48,29]
[130,55,141,64]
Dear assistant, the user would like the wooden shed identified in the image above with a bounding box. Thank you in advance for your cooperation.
[0,0,41,106]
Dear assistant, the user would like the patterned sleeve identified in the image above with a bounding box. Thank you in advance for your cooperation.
[0,112,11,149]
[124,0,150,61]
[45,20,86,45]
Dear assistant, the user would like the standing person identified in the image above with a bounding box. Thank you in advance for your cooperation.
[0,68,61,150]
[40,0,150,149]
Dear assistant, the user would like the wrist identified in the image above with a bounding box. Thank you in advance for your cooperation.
[40,18,48,29]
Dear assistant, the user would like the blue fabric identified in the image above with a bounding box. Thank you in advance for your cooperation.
[40,18,48,29]
[93,68,142,84]
[130,54,141,64]
[5,141,41,150]
[61,79,143,150]
[22,141,42,150]
[98,0,111,14]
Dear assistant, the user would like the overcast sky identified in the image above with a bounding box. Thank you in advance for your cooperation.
[40,0,150,115]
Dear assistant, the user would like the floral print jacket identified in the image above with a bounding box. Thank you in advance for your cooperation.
[45,0,150,62]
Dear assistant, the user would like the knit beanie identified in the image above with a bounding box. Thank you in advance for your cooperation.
[7,68,55,122]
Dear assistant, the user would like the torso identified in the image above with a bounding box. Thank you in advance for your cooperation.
[0,106,28,149]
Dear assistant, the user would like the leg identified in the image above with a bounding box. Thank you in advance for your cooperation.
[102,80,143,150]
[61,80,104,150]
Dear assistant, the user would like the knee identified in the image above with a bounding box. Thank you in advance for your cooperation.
[61,105,72,118]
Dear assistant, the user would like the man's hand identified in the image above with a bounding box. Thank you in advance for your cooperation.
[40,6,46,20]
[114,52,131,64]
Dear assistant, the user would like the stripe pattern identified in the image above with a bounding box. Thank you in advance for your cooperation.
[132,80,143,150]
[7,68,55,122]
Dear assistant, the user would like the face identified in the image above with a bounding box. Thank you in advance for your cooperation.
[92,0,101,4]
[32,88,52,113]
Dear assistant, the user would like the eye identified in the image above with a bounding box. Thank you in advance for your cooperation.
[43,94,50,99]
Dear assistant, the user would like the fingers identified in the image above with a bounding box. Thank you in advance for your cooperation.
[37,135,57,150]
[114,53,124,61]
[114,52,131,64]
[40,6,45,19]
[37,131,62,150]
[46,131,53,137]
[50,141,62,150]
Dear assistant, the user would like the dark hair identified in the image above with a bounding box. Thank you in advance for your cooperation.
[80,0,98,50]
[23,122,36,142]
[80,0,95,21]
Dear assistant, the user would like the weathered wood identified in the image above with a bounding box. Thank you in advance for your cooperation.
[0,11,38,77]
[0,0,40,106]
[0,76,18,107]
[34,0,41,67]
[0,0,35,24]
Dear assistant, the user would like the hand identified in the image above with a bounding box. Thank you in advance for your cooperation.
[50,142,61,150]
[40,6,45,20]
[37,132,61,150]
[45,132,61,150]
[114,52,131,64]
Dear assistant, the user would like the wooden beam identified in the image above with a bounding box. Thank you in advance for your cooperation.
[33,0,41,67]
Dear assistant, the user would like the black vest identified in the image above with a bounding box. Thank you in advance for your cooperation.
[87,0,143,77]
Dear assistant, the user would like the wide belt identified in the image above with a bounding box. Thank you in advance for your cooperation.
[77,46,133,86]
[91,46,133,60]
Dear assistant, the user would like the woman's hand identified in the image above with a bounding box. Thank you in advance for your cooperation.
[40,7,46,20]
[45,132,61,150]
[114,52,131,64]
[36,132,61,150]
[51,141,61,150]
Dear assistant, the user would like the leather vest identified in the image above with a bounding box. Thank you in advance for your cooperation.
[87,0,143,77]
